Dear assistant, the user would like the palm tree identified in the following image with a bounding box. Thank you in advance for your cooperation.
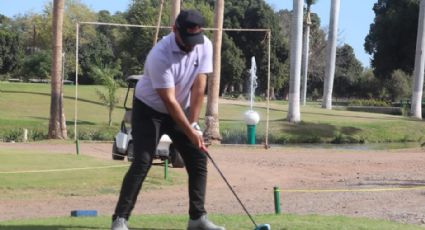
[205,0,224,143]
[411,0,425,119]
[321,0,340,109]
[92,67,121,127]
[48,0,67,139]
[170,0,180,26]
[301,0,318,105]
[287,0,304,123]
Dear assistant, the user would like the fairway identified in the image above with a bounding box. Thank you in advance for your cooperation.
[2,82,425,144]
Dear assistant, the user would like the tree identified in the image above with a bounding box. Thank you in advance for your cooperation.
[218,0,288,98]
[301,0,318,105]
[9,1,97,82]
[387,69,411,101]
[322,0,340,109]
[333,44,363,98]
[411,0,425,119]
[365,0,420,79]
[306,18,327,98]
[170,0,180,26]
[353,69,380,99]
[93,66,121,126]
[79,32,117,84]
[20,51,51,80]
[287,0,303,122]
[277,9,324,99]
[0,15,23,76]
[119,0,172,76]
[48,0,67,139]
[205,0,224,144]
[0,29,22,76]
[220,32,246,95]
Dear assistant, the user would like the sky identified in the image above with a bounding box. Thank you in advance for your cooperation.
[0,0,375,67]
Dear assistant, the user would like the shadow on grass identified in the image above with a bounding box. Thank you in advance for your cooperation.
[28,117,96,126]
[286,122,361,138]
[303,110,412,122]
[0,226,180,230]
[1,90,124,109]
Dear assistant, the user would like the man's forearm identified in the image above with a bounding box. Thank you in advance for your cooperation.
[156,88,193,137]
[164,98,194,136]
[189,74,207,123]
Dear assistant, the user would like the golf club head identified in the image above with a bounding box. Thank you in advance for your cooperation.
[255,224,271,230]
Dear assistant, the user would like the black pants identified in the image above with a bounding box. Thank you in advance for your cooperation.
[113,98,207,220]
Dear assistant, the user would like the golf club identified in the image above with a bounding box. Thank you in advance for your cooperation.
[201,146,271,230]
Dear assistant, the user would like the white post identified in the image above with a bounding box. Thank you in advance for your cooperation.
[265,30,271,148]
[23,128,28,142]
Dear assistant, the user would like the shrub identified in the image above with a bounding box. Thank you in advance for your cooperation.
[386,69,411,101]
[348,99,390,107]
[1,129,23,142]
[68,126,116,141]
[220,128,246,144]
[29,129,48,141]
[20,51,51,81]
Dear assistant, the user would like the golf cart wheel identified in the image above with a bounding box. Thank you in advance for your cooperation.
[127,142,134,162]
[112,141,125,160]
[170,144,185,168]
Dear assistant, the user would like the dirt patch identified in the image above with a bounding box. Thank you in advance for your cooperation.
[1,142,425,226]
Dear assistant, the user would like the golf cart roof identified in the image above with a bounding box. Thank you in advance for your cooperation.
[126,75,142,83]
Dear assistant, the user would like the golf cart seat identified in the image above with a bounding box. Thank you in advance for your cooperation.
[112,74,185,168]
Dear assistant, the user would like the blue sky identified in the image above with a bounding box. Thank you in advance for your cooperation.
[0,0,375,67]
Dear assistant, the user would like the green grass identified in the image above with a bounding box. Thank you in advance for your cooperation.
[0,213,422,230]
[2,81,425,144]
[217,101,425,144]
[0,148,184,200]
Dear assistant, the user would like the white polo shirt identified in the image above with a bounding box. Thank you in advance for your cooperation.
[135,32,213,114]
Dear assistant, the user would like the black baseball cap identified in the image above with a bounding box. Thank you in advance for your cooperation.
[175,9,205,46]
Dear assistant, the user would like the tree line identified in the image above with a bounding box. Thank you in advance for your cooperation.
[0,0,421,103]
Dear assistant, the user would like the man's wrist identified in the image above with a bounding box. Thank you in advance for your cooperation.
[191,122,201,131]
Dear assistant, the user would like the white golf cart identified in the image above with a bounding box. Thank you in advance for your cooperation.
[112,75,185,168]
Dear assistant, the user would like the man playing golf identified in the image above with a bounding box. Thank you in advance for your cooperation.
[111,9,225,230]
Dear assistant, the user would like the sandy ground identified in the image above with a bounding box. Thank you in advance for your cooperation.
[1,142,425,227]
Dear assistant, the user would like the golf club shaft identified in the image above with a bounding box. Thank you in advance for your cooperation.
[202,148,258,227]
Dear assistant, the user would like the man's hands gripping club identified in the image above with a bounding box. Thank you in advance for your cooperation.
[157,87,205,149]
[156,73,207,150]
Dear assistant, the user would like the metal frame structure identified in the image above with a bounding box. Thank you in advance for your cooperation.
[74,22,271,147]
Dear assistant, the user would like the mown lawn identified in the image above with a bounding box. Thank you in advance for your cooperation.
[2,81,425,144]
[0,214,422,230]
[0,148,184,200]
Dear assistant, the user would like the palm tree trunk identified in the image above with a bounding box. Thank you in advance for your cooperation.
[322,0,340,109]
[205,0,224,144]
[48,0,67,139]
[301,21,311,105]
[170,0,180,26]
[287,0,303,123]
[411,0,425,119]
